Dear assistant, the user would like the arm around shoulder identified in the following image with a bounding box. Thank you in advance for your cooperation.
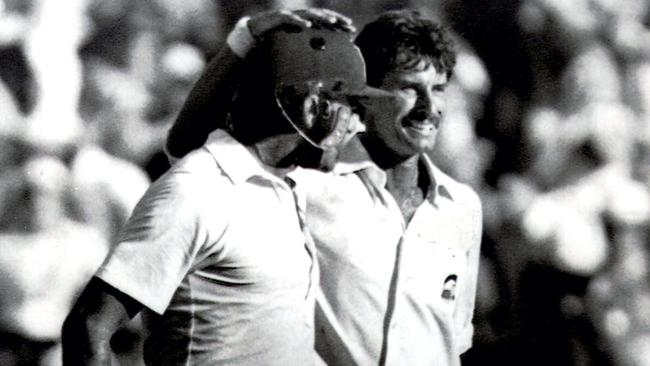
[165,9,355,161]
[166,45,243,160]
[165,12,300,160]
[62,277,142,366]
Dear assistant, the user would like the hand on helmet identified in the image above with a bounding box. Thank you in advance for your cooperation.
[311,100,364,150]
[248,8,355,39]
[295,99,364,172]
[228,8,355,58]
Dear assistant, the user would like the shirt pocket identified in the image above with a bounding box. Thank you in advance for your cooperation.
[401,234,468,313]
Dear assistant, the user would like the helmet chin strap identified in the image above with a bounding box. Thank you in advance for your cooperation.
[274,92,325,149]
[274,89,362,151]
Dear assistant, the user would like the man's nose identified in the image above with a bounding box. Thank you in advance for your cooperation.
[415,92,442,119]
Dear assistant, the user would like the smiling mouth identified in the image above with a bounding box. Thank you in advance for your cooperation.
[403,118,439,133]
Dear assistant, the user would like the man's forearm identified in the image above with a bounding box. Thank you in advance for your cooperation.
[166,45,243,159]
[62,315,115,366]
[62,277,141,365]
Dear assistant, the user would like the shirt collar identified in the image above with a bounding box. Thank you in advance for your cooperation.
[334,137,454,204]
[420,153,454,204]
[203,129,279,185]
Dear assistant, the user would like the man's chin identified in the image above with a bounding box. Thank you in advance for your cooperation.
[402,132,437,154]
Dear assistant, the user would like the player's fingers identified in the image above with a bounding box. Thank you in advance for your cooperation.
[339,110,363,145]
[313,8,355,31]
[293,8,356,32]
[315,104,341,148]
[294,8,336,24]
[334,103,352,133]
[249,10,311,39]
[327,104,356,147]
[348,112,365,134]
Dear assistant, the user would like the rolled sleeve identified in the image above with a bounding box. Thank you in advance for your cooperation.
[96,172,211,314]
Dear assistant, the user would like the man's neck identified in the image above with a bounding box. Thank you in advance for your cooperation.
[361,136,412,171]
[384,155,420,192]
[361,137,429,223]
[386,157,429,224]
[360,135,421,188]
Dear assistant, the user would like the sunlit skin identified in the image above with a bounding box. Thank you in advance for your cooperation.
[360,62,449,222]
[363,62,449,167]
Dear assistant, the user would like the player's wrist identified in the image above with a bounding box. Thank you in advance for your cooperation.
[226,16,256,58]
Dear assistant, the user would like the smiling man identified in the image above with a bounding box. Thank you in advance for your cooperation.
[296,10,483,365]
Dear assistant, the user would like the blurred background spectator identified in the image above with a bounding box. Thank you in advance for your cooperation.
[1,0,649,365]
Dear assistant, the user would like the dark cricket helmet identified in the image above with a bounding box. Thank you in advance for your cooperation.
[231,27,391,149]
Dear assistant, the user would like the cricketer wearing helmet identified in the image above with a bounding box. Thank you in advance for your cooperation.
[62,9,388,366]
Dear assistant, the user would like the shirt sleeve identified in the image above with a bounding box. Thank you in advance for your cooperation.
[454,188,483,355]
[95,171,220,314]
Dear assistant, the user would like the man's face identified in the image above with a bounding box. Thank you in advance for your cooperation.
[366,62,448,158]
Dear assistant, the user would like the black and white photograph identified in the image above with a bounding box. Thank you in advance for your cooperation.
[1,0,649,365]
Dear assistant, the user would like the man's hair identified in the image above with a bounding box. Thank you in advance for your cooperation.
[354,10,456,86]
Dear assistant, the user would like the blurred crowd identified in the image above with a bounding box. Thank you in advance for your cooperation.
[0,0,649,365]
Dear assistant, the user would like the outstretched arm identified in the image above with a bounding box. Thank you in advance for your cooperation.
[165,8,355,160]
[62,277,143,366]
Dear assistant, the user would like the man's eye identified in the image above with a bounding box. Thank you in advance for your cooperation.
[400,87,416,94]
